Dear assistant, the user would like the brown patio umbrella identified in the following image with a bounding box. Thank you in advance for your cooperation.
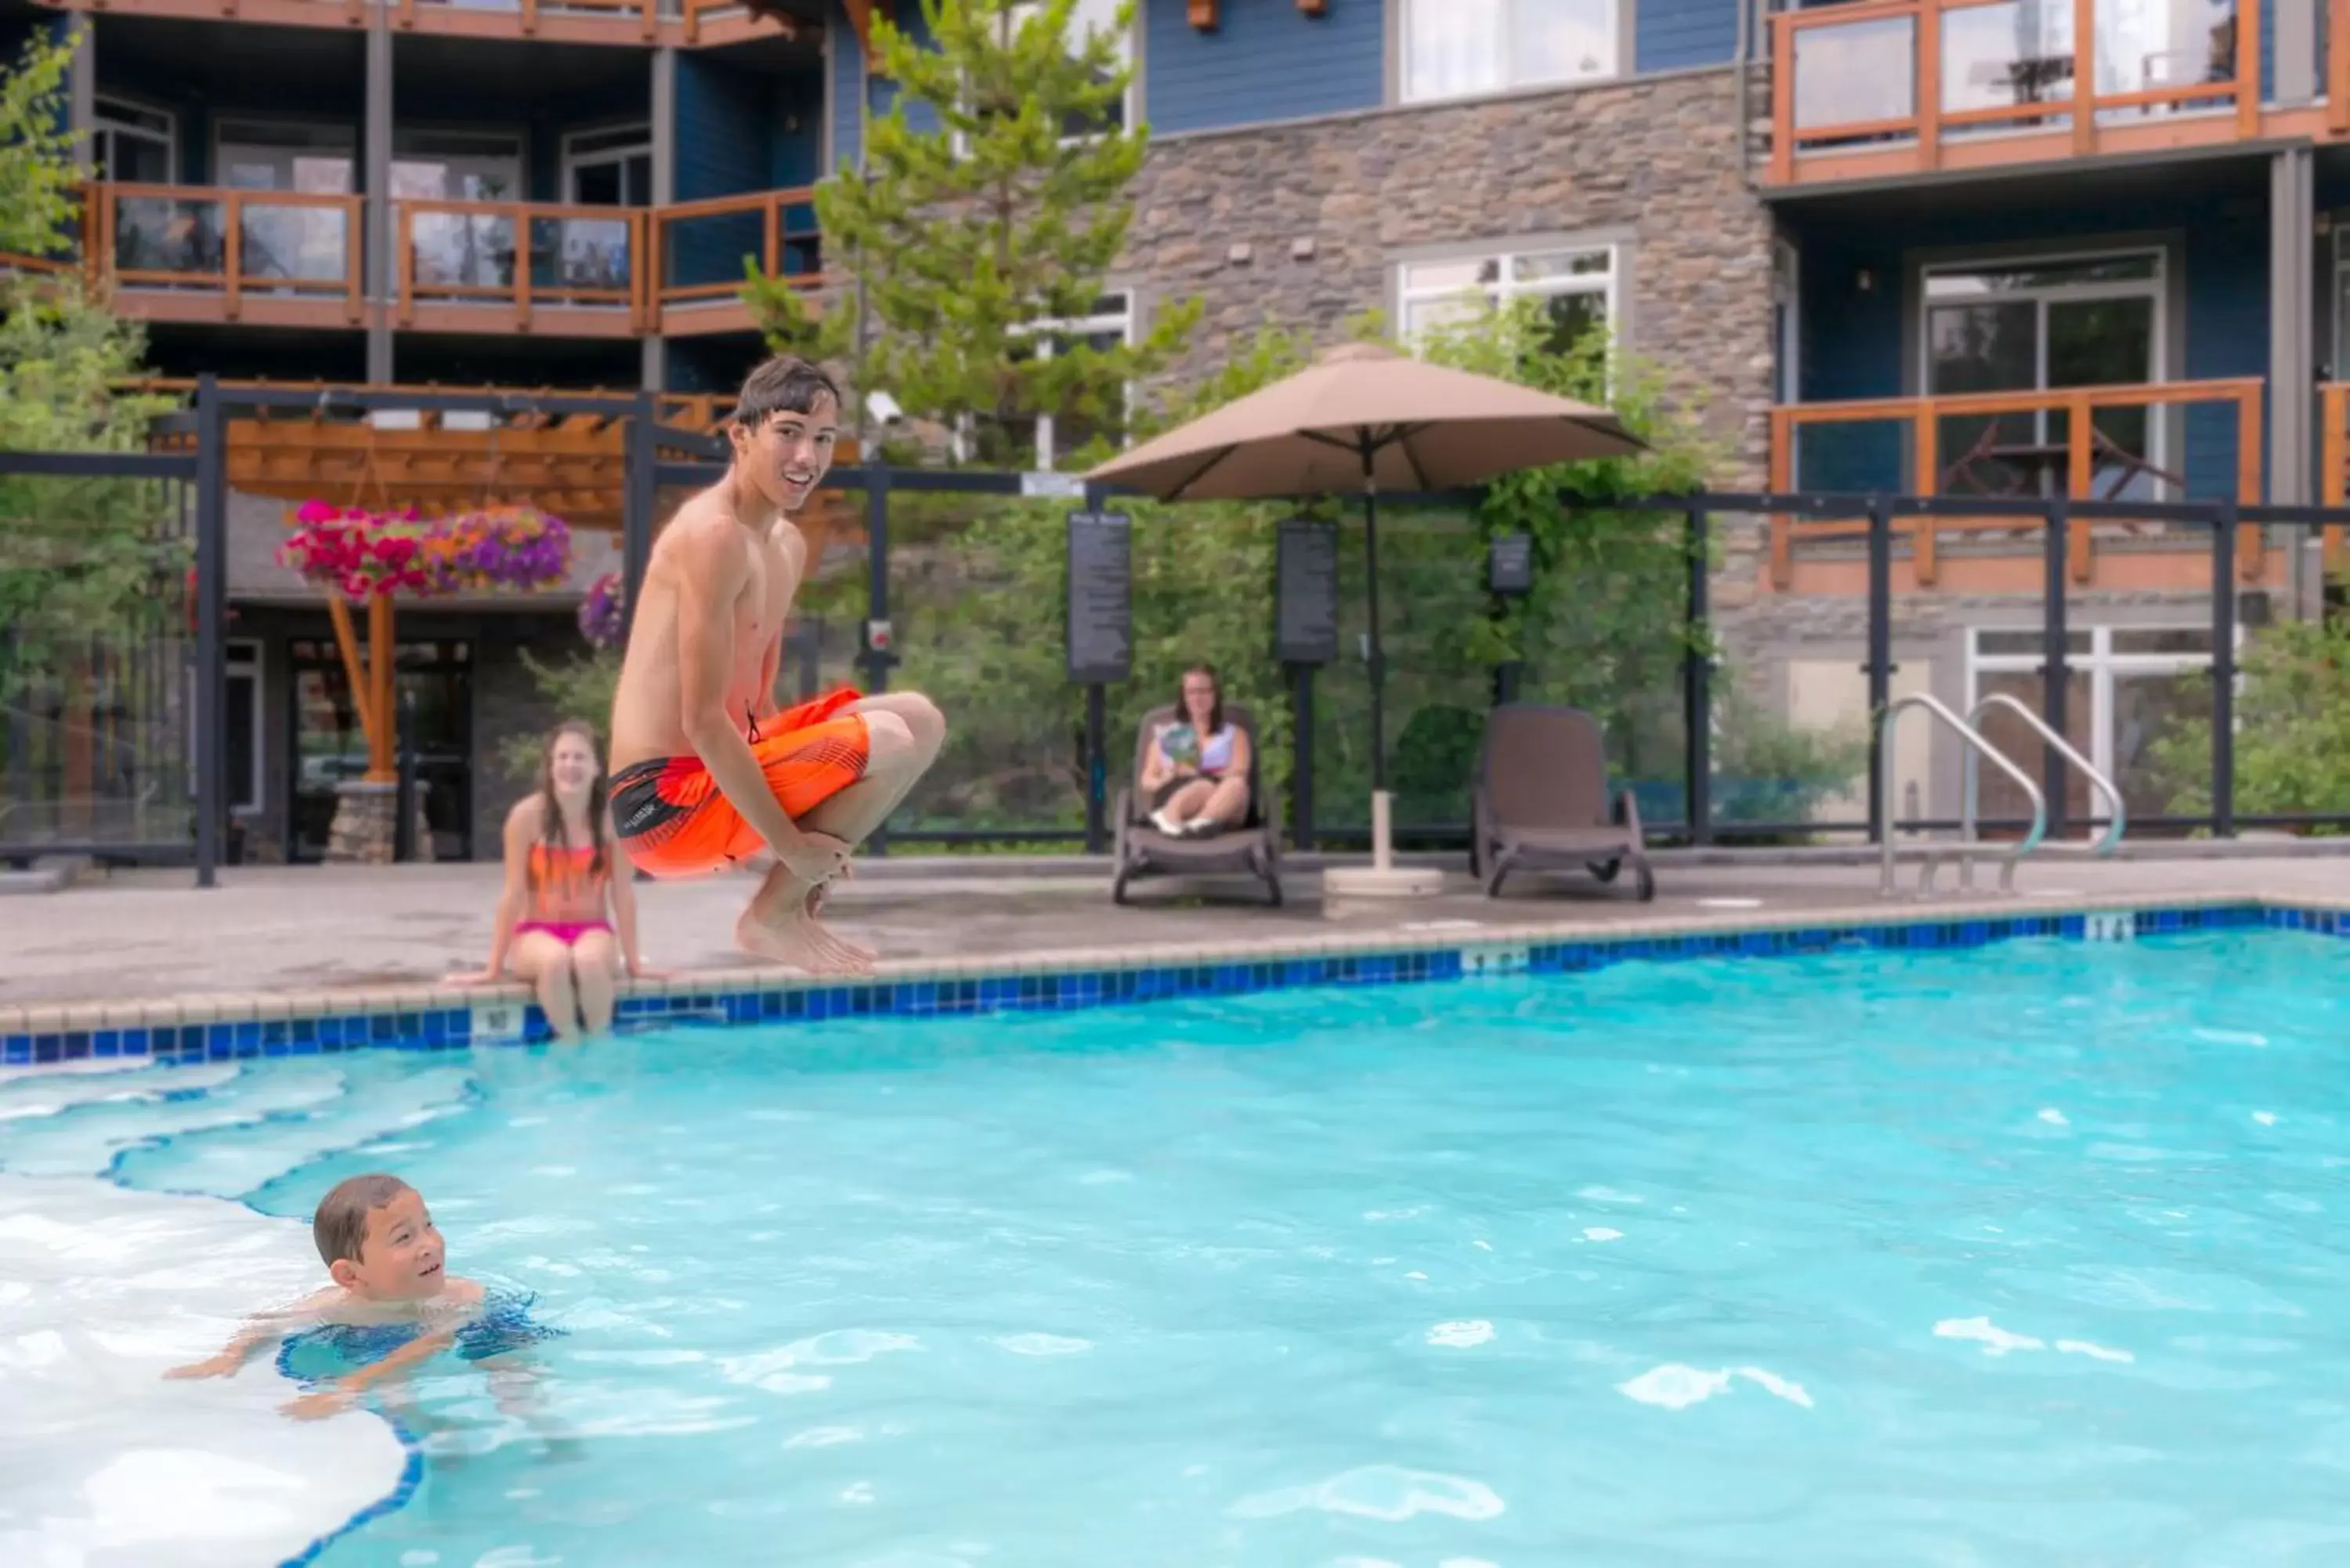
[1085,341,1644,794]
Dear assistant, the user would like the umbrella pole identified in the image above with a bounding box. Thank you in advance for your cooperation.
[1360,441,1390,870]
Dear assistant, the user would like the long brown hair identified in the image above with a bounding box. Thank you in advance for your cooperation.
[530,721,608,887]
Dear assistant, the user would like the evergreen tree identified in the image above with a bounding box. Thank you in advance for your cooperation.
[746,0,1198,468]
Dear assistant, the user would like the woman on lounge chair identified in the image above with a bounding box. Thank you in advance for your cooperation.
[450,721,660,1041]
[1141,664,1252,838]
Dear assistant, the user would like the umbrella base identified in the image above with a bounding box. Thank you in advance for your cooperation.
[1323,864,1448,899]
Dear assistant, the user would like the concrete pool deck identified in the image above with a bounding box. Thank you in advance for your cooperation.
[5,845,2349,1021]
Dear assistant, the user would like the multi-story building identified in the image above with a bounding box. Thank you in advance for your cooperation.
[5,0,2328,856]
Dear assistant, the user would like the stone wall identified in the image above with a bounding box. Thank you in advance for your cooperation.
[1123,67,1777,484]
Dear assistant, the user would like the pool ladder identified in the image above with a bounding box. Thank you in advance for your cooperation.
[1877,693,2127,900]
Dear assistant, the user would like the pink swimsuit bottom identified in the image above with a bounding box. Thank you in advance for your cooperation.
[514,919,613,946]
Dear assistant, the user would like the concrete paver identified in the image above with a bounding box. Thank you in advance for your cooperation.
[2,852,2345,1009]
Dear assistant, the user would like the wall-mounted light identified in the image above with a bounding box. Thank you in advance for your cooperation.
[1855,267,1876,293]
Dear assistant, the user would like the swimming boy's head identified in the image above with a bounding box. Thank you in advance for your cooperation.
[727,355,841,516]
[313,1173,447,1301]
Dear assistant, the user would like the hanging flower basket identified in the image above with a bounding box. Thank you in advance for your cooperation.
[277,500,434,602]
[580,570,625,650]
[432,504,573,596]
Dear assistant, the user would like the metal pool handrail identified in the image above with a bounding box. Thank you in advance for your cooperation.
[1959,692,2127,891]
[1878,693,2047,899]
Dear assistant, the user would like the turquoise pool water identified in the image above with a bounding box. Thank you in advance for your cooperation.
[8,929,2350,1566]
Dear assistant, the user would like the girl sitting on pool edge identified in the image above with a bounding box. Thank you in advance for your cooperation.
[450,721,663,1040]
[1141,663,1252,839]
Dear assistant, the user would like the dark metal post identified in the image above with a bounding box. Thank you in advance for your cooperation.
[1683,508,1712,844]
[620,390,655,645]
[193,374,226,889]
[2042,497,2070,840]
[1081,482,1109,855]
[1361,444,1386,793]
[1291,663,1315,852]
[393,687,417,864]
[861,462,894,854]
[1864,496,1893,845]
[2212,500,2239,837]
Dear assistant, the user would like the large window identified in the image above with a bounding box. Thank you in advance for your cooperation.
[92,96,175,185]
[1403,0,1620,103]
[1920,250,2165,500]
[215,121,355,287]
[186,641,262,815]
[394,131,526,291]
[1396,243,1618,356]
[1967,623,2230,823]
[1007,291,1133,471]
[963,0,1131,146]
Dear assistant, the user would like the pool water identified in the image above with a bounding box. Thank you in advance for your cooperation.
[8,930,2350,1566]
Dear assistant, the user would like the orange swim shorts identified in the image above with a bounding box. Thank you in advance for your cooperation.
[611,687,870,878]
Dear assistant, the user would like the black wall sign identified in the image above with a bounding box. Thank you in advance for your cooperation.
[1275,518,1340,666]
[1488,532,1535,596]
[1065,509,1133,684]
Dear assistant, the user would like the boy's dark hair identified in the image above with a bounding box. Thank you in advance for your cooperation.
[732,355,843,430]
[313,1172,414,1266]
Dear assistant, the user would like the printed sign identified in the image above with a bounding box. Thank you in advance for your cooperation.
[1275,518,1340,666]
[1022,471,1086,500]
[469,1000,525,1047]
[1488,532,1535,596]
[1065,510,1133,684]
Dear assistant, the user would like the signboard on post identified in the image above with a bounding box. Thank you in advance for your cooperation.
[1488,532,1535,597]
[1274,518,1340,666]
[1065,509,1133,684]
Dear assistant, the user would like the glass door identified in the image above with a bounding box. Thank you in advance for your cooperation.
[394,131,524,292]
[1922,252,2162,500]
[286,638,475,862]
[560,126,649,295]
[217,121,356,288]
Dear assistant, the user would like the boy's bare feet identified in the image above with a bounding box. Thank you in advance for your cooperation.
[735,875,875,974]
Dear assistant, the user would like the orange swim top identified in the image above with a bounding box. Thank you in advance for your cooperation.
[609,687,871,879]
[526,842,608,922]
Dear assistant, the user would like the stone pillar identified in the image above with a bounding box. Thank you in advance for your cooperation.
[326,780,435,864]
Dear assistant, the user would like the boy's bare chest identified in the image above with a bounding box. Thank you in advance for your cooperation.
[738,529,804,642]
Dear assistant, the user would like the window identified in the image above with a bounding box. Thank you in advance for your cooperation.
[961,0,1132,152]
[1403,0,1621,103]
[394,132,526,291]
[1966,623,2234,824]
[964,292,1133,471]
[1920,250,2166,500]
[1396,244,1618,356]
[92,97,175,185]
[563,125,654,207]
[1773,240,1801,406]
[2331,226,2350,379]
[215,121,356,287]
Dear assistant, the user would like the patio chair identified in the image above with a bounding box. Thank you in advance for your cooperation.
[1471,703,1654,901]
[1110,702,1283,907]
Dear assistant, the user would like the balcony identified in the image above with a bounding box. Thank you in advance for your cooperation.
[96,182,365,329]
[1762,0,2310,187]
[1766,378,2269,589]
[6,182,821,338]
[32,0,800,51]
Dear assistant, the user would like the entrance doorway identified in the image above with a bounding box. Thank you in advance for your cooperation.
[286,636,475,862]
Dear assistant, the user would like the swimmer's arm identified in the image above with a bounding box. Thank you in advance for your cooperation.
[165,1288,336,1379]
[675,523,830,865]
[480,801,537,978]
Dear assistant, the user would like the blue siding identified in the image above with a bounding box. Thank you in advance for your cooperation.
[1790,193,2271,500]
[1144,0,1382,135]
[1636,0,1740,74]
[675,53,776,297]
[828,0,938,168]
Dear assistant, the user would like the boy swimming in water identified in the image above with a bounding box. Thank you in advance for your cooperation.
[607,355,945,974]
[167,1172,537,1420]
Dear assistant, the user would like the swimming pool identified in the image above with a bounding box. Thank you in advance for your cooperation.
[7,925,2349,1566]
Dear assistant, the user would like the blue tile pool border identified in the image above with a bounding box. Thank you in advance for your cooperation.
[0,898,2337,1069]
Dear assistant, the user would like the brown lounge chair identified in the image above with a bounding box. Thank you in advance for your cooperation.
[1111,702,1283,907]
[1471,703,1654,901]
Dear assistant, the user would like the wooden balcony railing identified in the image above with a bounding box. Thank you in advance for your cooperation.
[651,186,822,312]
[2316,382,2350,565]
[394,0,659,37]
[1767,378,2265,587]
[1768,0,2258,184]
[94,182,365,323]
[396,200,651,330]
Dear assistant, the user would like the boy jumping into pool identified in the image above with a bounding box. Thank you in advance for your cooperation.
[608,355,945,975]
[165,1172,545,1420]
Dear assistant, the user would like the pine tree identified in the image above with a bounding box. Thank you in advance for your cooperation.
[746,0,1199,468]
